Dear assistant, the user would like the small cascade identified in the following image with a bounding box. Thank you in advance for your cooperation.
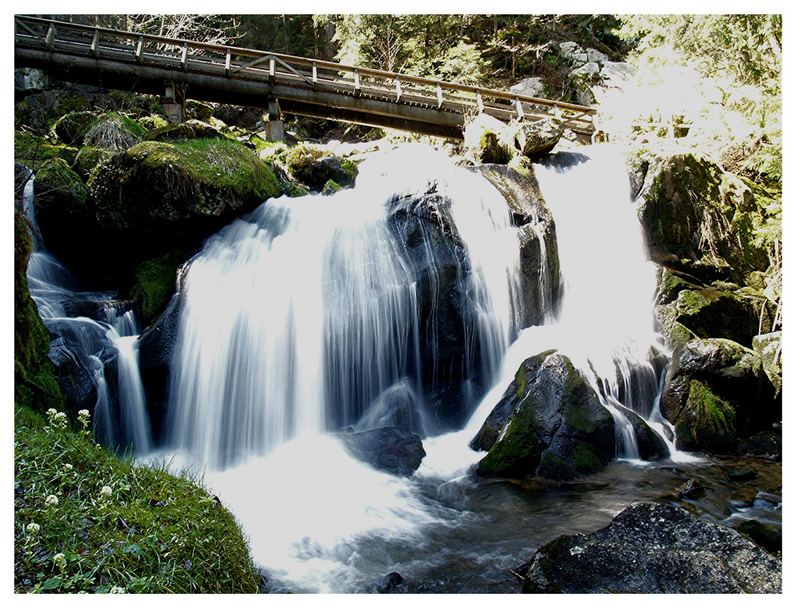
[167,146,525,470]
[21,170,152,453]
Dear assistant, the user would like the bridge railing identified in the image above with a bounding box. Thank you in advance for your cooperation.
[15,15,595,135]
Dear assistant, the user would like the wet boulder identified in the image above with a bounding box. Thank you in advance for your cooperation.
[475,352,616,481]
[660,338,780,453]
[522,502,781,593]
[463,113,515,164]
[339,427,426,477]
[51,110,98,146]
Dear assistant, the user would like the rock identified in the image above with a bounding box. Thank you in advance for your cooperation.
[15,67,48,92]
[475,352,616,480]
[144,120,228,143]
[88,137,280,276]
[752,332,781,396]
[463,113,515,164]
[669,286,762,348]
[376,572,406,593]
[356,380,424,436]
[634,153,771,284]
[623,409,670,461]
[677,478,705,500]
[476,165,560,326]
[15,130,78,170]
[734,520,781,554]
[339,427,426,477]
[73,146,114,181]
[661,338,780,453]
[321,178,342,195]
[185,99,214,122]
[83,112,145,151]
[285,144,358,190]
[523,503,781,593]
[558,42,608,66]
[728,468,756,482]
[51,111,98,146]
[509,77,546,98]
[514,118,564,159]
[738,430,781,459]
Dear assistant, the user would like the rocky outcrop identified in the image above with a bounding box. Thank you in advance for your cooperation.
[522,502,781,593]
[634,153,770,284]
[284,144,358,190]
[463,113,516,164]
[475,352,617,480]
[476,164,560,327]
[660,338,780,453]
[340,427,426,477]
[514,118,564,159]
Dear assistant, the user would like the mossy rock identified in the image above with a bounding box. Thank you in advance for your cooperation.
[186,99,214,121]
[89,138,279,261]
[476,352,615,480]
[285,145,358,190]
[14,211,65,414]
[144,120,228,144]
[51,111,98,146]
[73,146,114,181]
[138,114,169,131]
[15,130,78,168]
[130,251,191,326]
[661,338,780,453]
[672,286,761,347]
[463,113,515,164]
[321,179,342,195]
[674,380,738,453]
[635,152,771,284]
[84,112,146,151]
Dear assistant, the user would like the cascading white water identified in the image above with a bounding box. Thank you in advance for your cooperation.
[167,146,523,469]
[21,170,151,452]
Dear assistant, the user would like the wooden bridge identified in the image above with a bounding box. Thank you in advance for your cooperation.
[15,15,596,140]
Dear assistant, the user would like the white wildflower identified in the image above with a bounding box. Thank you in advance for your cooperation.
[45,494,59,508]
[77,409,91,429]
[109,586,126,594]
[26,522,41,537]
[53,552,67,571]
[52,412,68,429]
[99,485,113,501]
[64,463,73,471]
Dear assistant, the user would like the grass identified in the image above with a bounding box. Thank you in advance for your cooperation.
[14,405,259,593]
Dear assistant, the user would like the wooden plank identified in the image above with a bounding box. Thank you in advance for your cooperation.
[224,48,231,76]
[312,62,318,83]
[476,90,484,113]
[180,43,188,70]
[45,24,55,50]
[395,77,402,102]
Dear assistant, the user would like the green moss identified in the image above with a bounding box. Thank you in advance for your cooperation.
[14,405,259,593]
[477,131,513,164]
[73,147,114,181]
[321,179,342,195]
[15,131,78,168]
[138,114,169,131]
[477,407,541,478]
[509,154,533,177]
[36,158,90,209]
[539,442,603,480]
[677,379,737,451]
[130,252,189,325]
[514,364,528,400]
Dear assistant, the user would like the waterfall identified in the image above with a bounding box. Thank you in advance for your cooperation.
[166,146,524,469]
[21,170,152,453]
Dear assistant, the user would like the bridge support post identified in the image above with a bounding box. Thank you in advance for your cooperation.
[263,97,284,142]
[162,81,184,124]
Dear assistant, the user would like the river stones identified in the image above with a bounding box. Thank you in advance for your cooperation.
[339,427,426,477]
[522,502,781,593]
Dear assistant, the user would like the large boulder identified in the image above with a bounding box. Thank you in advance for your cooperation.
[339,427,426,477]
[476,164,560,327]
[634,153,771,284]
[51,111,98,146]
[88,137,280,276]
[509,77,546,99]
[83,112,145,151]
[475,352,617,480]
[513,118,564,159]
[660,338,780,453]
[522,502,781,593]
[463,113,516,164]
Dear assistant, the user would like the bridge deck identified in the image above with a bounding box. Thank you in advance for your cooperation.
[15,16,596,139]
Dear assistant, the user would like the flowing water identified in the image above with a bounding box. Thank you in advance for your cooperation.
[21,171,151,453]
[22,146,777,593]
